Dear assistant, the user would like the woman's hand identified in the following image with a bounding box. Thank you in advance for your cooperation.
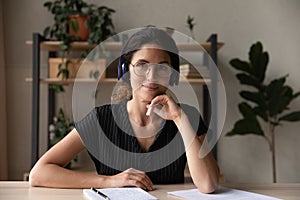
[147,94,182,122]
[107,168,154,191]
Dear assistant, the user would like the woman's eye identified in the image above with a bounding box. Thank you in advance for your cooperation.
[158,64,168,71]
[137,63,149,69]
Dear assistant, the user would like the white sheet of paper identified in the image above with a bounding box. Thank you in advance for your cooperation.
[83,187,157,200]
[167,186,281,200]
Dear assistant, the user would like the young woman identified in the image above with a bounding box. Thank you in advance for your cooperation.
[29,27,219,193]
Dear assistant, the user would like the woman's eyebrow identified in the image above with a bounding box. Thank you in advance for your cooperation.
[135,59,149,63]
[159,61,170,64]
[135,59,170,64]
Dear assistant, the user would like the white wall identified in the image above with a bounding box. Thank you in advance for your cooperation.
[3,0,300,182]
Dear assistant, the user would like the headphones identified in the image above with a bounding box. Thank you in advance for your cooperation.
[117,58,128,82]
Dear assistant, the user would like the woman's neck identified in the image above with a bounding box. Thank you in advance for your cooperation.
[127,99,150,126]
[127,99,164,141]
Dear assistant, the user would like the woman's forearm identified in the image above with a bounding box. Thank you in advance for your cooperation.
[174,112,220,193]
[29,163,107,188]
[29,130,106,188]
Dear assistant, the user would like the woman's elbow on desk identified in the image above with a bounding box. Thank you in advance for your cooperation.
[29,162,52,187]
[195,182,219,194]
[28,167,42,187]
[193,172,220,194]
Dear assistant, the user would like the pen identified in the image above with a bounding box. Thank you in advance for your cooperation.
[91,187,110,200]
[146,106,153,116]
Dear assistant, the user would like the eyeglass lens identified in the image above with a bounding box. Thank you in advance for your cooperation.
[133,63,172,77]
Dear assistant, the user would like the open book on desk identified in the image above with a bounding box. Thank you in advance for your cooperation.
[168,186,281,200]
[83,187,157,200]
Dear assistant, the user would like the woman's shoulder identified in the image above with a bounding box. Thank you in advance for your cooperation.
[94,101,127,116]
[94,104,111,112]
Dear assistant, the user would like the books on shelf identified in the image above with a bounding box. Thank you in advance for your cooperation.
[180,64,209,79]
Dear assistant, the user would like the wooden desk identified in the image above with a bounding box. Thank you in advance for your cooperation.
[0,181,299,200]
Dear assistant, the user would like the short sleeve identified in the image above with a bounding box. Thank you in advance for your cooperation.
[74,108,100,147]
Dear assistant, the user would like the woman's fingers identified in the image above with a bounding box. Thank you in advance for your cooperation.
[147,95,181,120]
[149,95,169,107]
[130,170,153,190]
[119,168,154,191]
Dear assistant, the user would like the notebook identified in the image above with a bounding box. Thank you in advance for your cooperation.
[83,187,157,200]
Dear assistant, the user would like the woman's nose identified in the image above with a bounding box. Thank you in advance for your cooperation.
[146,66,158,81]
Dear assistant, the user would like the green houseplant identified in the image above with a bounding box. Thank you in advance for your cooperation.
[43,0,116,79]
[186,15,195,40]
[49,108,74,147]
[226,42,300,183]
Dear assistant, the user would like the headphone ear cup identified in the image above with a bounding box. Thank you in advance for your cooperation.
[122,63,126,76]
[118,62,128,80]
[117,62,122,80]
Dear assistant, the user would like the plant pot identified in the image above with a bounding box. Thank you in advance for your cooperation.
[69,15,89,41]
[49,58,81,79]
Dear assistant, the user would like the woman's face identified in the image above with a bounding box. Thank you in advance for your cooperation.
[130,44,171,103]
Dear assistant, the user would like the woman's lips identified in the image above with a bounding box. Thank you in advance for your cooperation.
[142,84,159,91]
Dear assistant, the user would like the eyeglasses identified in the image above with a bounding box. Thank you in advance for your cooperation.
[130,62,172,78]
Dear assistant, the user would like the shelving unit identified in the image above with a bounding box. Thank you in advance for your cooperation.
[28,33,223,167]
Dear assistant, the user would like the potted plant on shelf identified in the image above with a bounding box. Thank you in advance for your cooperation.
[49,108,74,147]
[43,0,116,80]
[226,41,300,183]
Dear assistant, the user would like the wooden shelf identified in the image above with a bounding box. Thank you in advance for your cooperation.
[26,40,224,53]
[177,42,224,52]
[25,77,117,84]
[25,77,210,85]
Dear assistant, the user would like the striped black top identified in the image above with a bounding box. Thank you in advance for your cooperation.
[75,101,207,184]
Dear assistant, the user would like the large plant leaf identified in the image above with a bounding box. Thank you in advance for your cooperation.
[293,91,300,99]
[238,102,255,118]
[236,73,261,89]
[249,41,263,59]
[249,42,269,82]
[230,59,253,75]
[266,76,286,97]
[253,106,268,122]
[227,102,264,137]
[279,111,300,122]
[266,76,296,116]
[226,117,264,136]
[268,94,292,116]
[239,91,266,109]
